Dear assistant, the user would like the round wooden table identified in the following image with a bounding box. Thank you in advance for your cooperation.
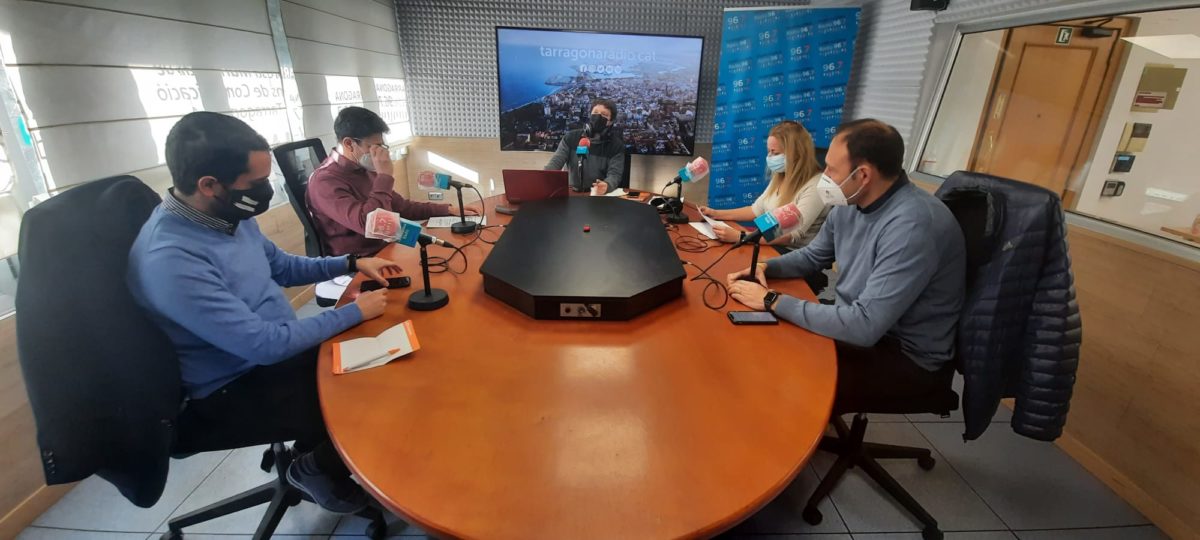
[318,197,837,539]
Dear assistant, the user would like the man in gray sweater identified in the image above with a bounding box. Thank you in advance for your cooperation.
[728,119,965,404]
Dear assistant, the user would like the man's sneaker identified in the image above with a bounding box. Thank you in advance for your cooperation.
[286,452,370,514]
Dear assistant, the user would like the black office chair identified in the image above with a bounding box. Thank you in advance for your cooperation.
[799,188,992,540]
[272,138,329,259]
[16,175,386,539]
[273,139,345,308]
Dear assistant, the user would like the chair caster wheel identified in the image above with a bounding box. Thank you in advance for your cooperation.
[366,519,387,539]
[918,455,936,470]
[161,531,182,540]
[922,525,943,540]
[802,505,823,525]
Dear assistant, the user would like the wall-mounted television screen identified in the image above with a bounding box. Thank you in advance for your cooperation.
[496,27,704,156]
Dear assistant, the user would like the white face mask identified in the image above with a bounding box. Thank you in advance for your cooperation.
[817,167,864,206]
[358,152,376,172]
[342,142,376,171]
[765,153,786,173]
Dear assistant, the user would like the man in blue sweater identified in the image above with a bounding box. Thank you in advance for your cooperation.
[728,119,965,405]
[128,112,400,513]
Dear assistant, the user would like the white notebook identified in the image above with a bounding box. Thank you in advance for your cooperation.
[332,321,421,374]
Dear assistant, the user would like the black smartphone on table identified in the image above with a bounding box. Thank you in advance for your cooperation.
[728,311,778,325]
[360,276,411,292]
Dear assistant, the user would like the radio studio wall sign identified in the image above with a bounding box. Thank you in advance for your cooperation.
[709,7,860,209]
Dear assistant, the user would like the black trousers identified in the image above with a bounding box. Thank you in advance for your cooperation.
[174,349,350,478]
[833,337,954,413]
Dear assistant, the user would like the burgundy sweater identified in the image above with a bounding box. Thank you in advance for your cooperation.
[306,151,451,257]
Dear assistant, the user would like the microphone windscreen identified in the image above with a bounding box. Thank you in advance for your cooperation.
[677,156,710,183]
[752,203,802,242]
[394,218,424,247]
[434,173,452,189]
[365,208,423,247]
[772,203,803,231]
[685,157,710,182]
[416,170,437,191]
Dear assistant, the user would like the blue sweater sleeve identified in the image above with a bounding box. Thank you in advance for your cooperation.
[260,232,349,287]
[765,213,835,279]
[772,220,938,346]
[139,246,363,365]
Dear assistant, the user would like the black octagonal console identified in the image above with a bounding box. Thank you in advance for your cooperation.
[479,197,685,320]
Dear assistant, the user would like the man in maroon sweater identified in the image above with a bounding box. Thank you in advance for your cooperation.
[307,107,478,256]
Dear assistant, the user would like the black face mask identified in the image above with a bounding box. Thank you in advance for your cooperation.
[588,114,609,136]
[214,181,274,222]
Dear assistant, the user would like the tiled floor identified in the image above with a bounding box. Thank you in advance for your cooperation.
[20,301,1167,540]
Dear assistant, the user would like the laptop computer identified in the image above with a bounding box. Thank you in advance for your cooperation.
[501,170,570,204]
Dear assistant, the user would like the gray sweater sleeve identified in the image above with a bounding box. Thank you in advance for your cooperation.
[601,144,625,191]
[771,219,939,347]
[764,215,835,279]
[545,137,570,171]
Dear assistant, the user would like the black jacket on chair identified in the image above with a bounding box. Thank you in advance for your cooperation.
[16,176,180,508]
[935,172,1082,442]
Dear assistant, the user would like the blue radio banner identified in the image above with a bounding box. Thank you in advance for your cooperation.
[709,7,860,209]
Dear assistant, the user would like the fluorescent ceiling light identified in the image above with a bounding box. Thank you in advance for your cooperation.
[1122,34,1200,59]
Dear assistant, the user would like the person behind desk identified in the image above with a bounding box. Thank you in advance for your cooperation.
[544,98,626,195]
[307,106,479,257]
[727,119,966,405]
[127,112,401,514]
[698,120,828,248]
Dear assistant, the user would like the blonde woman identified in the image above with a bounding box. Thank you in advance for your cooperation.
[700,120,828,248]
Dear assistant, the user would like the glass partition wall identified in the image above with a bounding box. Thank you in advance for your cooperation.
[918,7,1200,250]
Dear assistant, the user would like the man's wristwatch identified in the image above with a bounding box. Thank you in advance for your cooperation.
[347,254,359,273]
[763,289,781,314]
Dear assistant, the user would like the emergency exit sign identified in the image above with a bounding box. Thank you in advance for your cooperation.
[1056,27,1073,44]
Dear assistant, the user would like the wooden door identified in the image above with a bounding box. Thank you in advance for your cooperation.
[969,18,1132,197]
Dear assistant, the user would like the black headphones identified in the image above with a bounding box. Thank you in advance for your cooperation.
[648,196,683,215]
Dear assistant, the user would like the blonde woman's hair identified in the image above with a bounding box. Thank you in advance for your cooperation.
[762,120,821,205]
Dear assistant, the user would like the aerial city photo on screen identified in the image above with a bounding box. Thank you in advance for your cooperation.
[496,28,704,156]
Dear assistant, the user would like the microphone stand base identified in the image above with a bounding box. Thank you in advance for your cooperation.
[407,288,449,311]
[665,213,690,224]
[451,221,478,235]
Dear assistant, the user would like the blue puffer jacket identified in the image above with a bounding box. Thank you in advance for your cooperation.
[935,172,1082,442]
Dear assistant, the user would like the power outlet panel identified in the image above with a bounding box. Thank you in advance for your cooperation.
[428,192,444,201]
[559,303,602,318]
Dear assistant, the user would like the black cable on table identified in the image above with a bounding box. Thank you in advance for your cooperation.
[429,184,507,273]
[665,217,724,254]
[476,224,504,245]
[426,245,469,275]
[682,244,741,311]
